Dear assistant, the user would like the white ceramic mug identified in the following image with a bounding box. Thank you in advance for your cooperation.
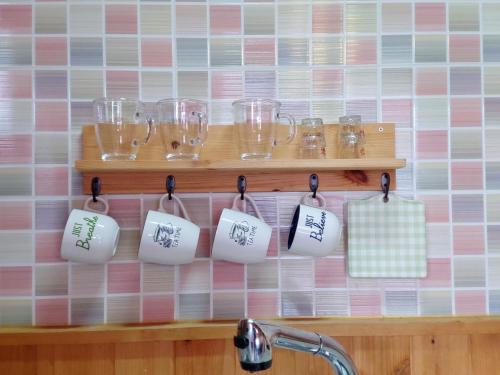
[287,192,341,257]
[139,194,200,265]
[212,194,272,264]
[61,197,120,263]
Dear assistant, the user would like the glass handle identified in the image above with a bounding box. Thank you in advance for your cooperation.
[143,116,154,145]
[275,112,296,146]
[190,111,208,145]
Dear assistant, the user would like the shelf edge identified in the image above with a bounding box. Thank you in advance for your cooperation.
[1,316,499,346]
[75,159,407,173]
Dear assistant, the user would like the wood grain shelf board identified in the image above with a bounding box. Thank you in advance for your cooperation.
[1,317,500,346]
[76,158,406,173]
[76,123,405,193]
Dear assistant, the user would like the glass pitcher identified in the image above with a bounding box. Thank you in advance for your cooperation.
[232,99,296,160]
[93,98,153,161]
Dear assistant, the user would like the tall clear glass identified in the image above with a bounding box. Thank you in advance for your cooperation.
[156,99,208,160]
[232,99,296,160]
[338,115,365,159]
[299,118,326,159]
[93,98,152,161]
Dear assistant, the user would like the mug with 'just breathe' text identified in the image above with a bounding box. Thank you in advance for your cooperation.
[61,197,120,263]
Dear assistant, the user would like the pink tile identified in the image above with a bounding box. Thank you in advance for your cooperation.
[451,98,482,127]
[0,266,32,296]
[210,5,241,35]
[108,199,141,229]
[248,291,279,318]
[35,102,68,132]
[419,258,451,288]
[36,232,65,263]
[0,70,32,99]
[108,263,141,294]
[244,38,275,66]
[450,35,480,63]
[314,258,346,288]
[35,167,68,196]
[141,38,172,67]
[143,295,174,323]
[36,298,68,326]
[455,291,486,315]
[211,71,243,99]
[451,162,483,190]
[346,36,377,65]
[349,291,381,317]
[0,201,32,230]
[213,261,244,289]
[106,71,139,99]
[106,5,137,34]
[453,225,484,255]
[312,4,342,34]
[415,3,446,31]
[0,134,32,164]
[382,99,413,128]
[35,37,67,66]
[267,229,278,257]
[0,5,32,34]
[179,261,210,292]
[312,69,343,98]
[416,130,448,159]
[416,68,448,96]
[418,195,449,223]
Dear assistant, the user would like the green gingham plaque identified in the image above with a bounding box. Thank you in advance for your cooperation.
[348,193,427,278]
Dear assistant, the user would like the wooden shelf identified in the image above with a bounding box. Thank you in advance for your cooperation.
[1,316,500,346]
[76,158,406,173]
[76,123,405,194]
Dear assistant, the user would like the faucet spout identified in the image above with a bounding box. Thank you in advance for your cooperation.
[234,319,359,375]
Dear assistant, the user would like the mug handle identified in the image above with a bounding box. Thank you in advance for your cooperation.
[301,192,327,209]
[158,194,192,222]
[274,112,296,146]
[83,196,110,214]
[189,111,208,145]
[231,194,265,222]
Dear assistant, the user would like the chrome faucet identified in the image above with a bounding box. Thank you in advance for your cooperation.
[234,319,359,375]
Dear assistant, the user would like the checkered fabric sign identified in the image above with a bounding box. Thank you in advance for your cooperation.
[348,193,427,278]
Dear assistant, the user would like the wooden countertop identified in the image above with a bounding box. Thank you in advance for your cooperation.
[2,316,500,346]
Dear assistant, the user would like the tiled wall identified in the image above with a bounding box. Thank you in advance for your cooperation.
[0,0,498,325]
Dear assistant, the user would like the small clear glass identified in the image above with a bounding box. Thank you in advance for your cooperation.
[156,98,208,160]
[299,118,326,159]
[338,115,365,159]
[93,98,153,161]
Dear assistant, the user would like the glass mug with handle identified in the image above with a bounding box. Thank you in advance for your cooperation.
[156,98,208,160]
[232,99,296,160]
[93,98,153,161]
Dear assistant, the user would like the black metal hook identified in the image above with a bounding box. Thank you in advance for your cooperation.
[237,175,246,200]
[166,175,175,200]
[309,174,319,199]
[381,172,390,203]
[91,177,101,203]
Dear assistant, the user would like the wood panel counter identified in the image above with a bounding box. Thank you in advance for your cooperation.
[2,317,500,374]
[1,316,500,346]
